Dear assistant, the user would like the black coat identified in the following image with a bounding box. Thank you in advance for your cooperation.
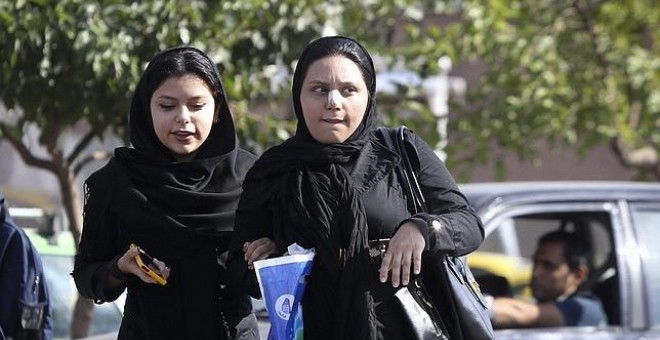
[73,47,259,340]
[228,130,483,336]
[73,149,256,340]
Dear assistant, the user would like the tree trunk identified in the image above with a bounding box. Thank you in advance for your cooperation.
[52,152,95,338]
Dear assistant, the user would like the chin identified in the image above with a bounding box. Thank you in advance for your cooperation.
[312,132,349,144]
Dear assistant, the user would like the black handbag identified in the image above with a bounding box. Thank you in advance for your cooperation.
[378,126,495,340]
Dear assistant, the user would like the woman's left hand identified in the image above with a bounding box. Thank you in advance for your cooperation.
[379,222,425,288]
[243,237,277,270]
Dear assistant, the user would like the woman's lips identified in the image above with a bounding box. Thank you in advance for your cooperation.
[322,118,344,124]
[172,131,194,142]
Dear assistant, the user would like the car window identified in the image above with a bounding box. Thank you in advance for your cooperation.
[471,205,617,326]
[630,203,660,330]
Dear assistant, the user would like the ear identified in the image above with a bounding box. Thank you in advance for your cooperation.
[573,264,589,283]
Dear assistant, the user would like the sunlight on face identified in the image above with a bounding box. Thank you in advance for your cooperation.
[150,75,216,162]
[300,56,369,144]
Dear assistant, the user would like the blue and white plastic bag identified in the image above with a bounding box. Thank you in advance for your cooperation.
[254,245,315,340]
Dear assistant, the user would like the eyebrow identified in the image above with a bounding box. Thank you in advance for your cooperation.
[154,95,210,101]
[305,79,360,87]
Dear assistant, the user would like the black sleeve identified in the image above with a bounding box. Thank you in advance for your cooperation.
[226,180,275,298]
[72,165,126,303]
[401,133,484,256]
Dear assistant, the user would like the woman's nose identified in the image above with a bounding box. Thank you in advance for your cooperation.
[326,89,341,110]
[175,107,191,124]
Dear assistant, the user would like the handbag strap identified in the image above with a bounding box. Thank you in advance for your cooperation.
[377,126,427,213]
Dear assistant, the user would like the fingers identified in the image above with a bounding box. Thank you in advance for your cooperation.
[379,222,426,288]
[400,254,412,286]
[116,246,139,274]
[243,238,277,269]
[380,247,404,287]
[379,252,392,284]
[120,245,169,285]
[151,257,170,280]
[412,246,422,275]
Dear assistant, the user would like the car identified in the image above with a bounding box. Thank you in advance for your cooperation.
[10,207,123,340]
[461,181,660,339]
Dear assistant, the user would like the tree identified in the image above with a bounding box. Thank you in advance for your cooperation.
[412,0,658,180]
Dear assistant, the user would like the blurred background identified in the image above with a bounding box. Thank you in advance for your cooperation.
[0,0,657,338]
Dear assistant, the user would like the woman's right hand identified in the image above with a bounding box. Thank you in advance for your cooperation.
[243,238,277,269]
[116,246,170,284]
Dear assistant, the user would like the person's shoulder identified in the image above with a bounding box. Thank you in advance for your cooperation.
[1,213,21,238]
[569,291,607,308]
[236,148,258,167]
[236,148,257,161]
[0,213,31,256]
[555,291,608,326]
[84,157,121,186]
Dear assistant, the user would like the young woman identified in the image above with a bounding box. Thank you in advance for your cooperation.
[73,47,258,339]
[228,36,484,339]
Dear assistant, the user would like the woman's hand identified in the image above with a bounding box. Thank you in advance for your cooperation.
[116,246,170,284]
[379,222,425,288]
[243,238,277,269]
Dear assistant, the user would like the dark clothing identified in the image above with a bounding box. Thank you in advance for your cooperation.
[74,150,256,339]
[230,36,483,339]
[228,130,484,339]
[72,47,259,340]
[0,194,53,340]
[555,291,608,326]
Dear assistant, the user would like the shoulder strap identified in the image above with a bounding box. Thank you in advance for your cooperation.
[377,126,427,213]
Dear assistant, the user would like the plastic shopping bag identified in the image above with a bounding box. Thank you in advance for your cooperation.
[254,246,315,340]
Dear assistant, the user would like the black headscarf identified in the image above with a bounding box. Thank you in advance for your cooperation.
[114,46,246,237]
[243,36,379,339]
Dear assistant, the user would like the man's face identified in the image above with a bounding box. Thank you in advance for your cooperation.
[530,241,582,303]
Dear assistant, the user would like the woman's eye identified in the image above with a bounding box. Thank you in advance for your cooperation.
[312,86,327,94]
[159,104,176,110]
[190,103,206,110]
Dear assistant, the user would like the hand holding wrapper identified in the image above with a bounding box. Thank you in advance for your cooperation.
[254,244,314,340]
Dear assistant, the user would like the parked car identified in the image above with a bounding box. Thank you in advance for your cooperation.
[10,207,123,340]
[462,181,660,339]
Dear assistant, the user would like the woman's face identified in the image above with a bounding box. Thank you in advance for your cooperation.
[300,55,369,144]
[150,74,216,162]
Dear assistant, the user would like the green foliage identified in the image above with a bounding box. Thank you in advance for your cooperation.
[0,0,209,144]
[0,0,657,178]
[434,0,659,178]
[0,0,429,153]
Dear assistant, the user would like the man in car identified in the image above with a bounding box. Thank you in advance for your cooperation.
[487,230,607,328]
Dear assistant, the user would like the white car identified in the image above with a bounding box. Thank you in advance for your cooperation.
[462,181,660,339]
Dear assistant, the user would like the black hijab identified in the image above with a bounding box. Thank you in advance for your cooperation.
[243,36,379,339]
[114,46,246,237]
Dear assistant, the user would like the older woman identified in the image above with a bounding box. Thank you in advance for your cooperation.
[229,36,484,339]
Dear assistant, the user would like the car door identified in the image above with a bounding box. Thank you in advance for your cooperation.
[627,201,660,338]
[469,198,637,339]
